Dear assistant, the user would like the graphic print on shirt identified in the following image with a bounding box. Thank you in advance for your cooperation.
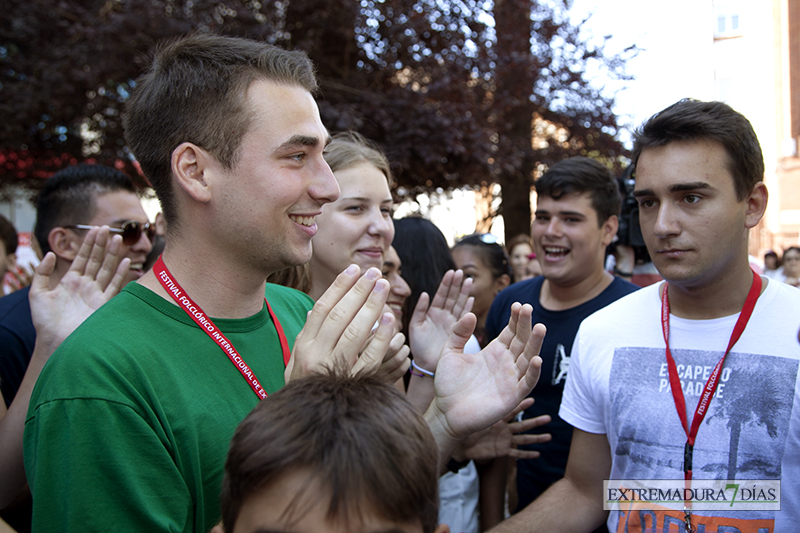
[607,347,797,531]
[551,343,569,386]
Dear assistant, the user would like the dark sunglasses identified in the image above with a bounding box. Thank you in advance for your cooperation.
[67,220,156,246]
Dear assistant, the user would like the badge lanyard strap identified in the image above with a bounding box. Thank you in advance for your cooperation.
[661,269,761,531]
[153,256,290,400]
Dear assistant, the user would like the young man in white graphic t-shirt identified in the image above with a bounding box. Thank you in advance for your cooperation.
[491,100,800,532]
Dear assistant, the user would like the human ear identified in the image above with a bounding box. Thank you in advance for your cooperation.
[47,227,81,261]
[602,215,619,246]
[172,142,215,203]
[744,182,768,229]
[494,273,511,294]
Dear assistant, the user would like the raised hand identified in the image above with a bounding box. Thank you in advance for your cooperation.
[426,303,545,445]
[30,226,129,348]
[0,226,128,509]
[408,269,473,372]
[460,397,552,461]
[287,265,394,381]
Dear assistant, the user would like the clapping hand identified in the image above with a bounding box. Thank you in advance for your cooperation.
[426,302,545,443]
[408,269,473,372]
[30,226,130,348]
[287,265,401,382]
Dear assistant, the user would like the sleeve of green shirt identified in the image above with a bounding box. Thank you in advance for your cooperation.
[25,397,195,531]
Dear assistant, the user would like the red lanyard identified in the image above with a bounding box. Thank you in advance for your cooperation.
[661,269,761,531]
[153,256,290,400]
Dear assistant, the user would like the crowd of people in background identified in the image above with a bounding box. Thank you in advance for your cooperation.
[0,32,798,533]
[763,246,800,287]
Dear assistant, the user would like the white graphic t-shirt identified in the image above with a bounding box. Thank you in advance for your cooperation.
[561,279,800,532]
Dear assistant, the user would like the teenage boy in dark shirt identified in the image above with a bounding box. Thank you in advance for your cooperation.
[485,157,638,521]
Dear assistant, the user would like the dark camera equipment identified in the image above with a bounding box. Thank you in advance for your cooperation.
[615,166,651,263]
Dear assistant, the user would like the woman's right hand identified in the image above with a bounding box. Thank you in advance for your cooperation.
[408,269,473,372]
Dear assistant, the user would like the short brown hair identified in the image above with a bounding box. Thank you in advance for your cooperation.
[632,99,764,201]
[534,156,621,226]
[219,371,439,532]
[123,33,317,226]
[324,131,394,186]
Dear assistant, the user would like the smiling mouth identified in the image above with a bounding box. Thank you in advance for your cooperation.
[289,215,316,227]
[543,246,569,258]
[129,262,144,271]
[387,302,403,318]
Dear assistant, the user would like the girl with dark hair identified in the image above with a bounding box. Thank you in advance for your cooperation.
[392,217,479,403]
[393,217,457,332]
[393,217,479,533]
[451,234,512,347]
[394,219,549,533]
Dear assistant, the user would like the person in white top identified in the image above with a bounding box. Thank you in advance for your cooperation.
[780,246,800,287]
[491,99,800,532]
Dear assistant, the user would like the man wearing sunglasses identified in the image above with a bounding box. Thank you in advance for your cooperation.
[0,163,152,410]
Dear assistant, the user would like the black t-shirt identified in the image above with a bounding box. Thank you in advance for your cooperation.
[485,275,639,511]
[0,286,35,407]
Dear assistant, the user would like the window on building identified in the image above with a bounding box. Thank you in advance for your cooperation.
[714,7,743,39]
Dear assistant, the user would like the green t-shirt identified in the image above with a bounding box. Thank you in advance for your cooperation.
[24,282,313,532]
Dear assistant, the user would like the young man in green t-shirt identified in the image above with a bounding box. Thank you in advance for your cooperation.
[24,34,545,532]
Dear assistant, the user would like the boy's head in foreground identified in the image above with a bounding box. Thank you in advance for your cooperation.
[215,372,449,533]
